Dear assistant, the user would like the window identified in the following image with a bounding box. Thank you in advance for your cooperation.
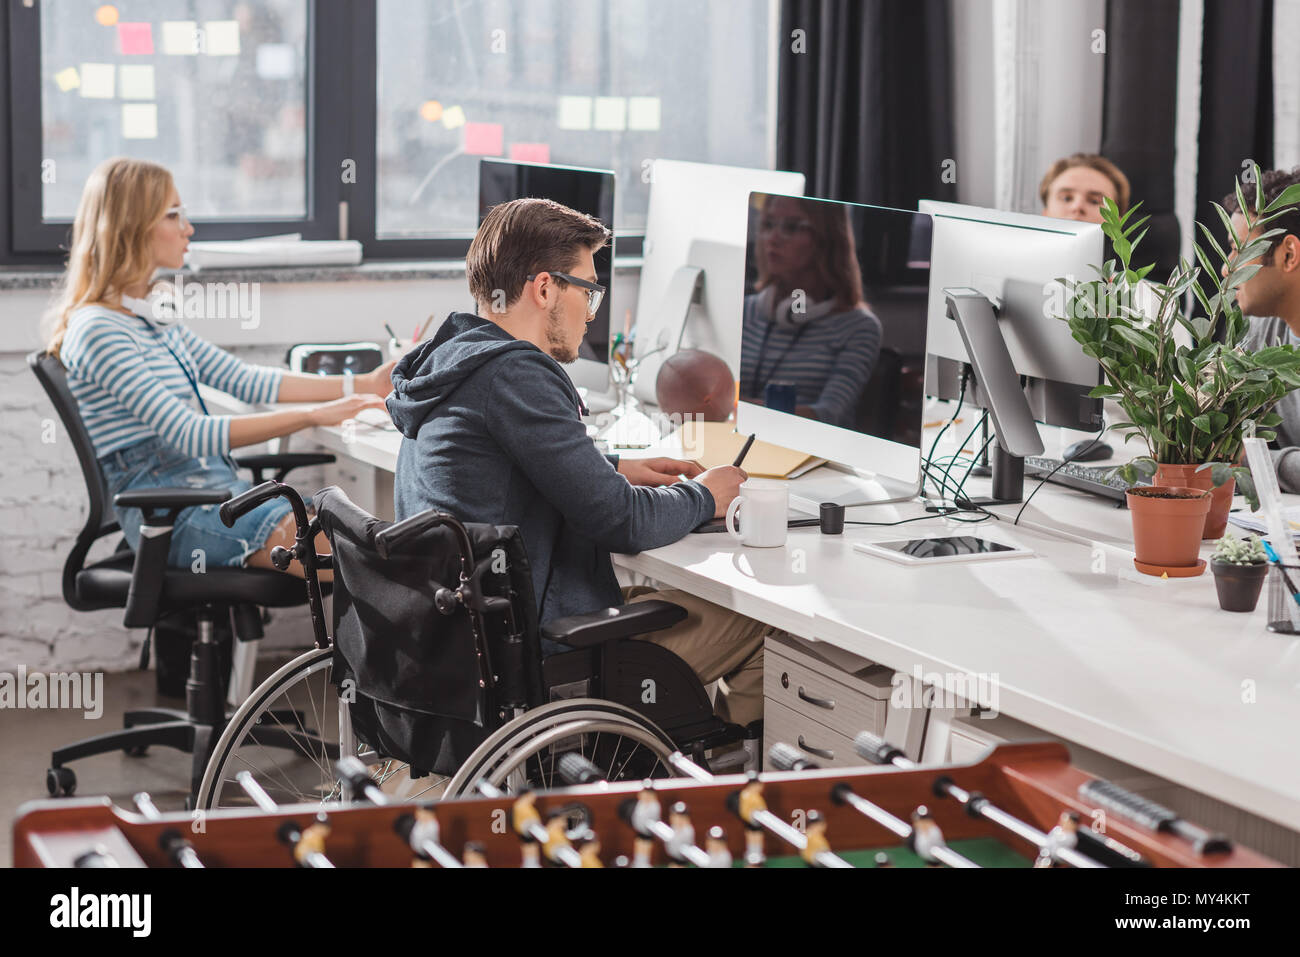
[37,0,309,221]
[374,0,774,239]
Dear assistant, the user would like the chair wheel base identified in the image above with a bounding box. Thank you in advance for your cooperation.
[46,767,76,797]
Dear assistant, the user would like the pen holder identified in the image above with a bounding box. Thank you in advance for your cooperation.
[1265,562,1300,634]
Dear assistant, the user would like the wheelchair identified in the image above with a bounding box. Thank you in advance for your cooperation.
[195,480,752,810]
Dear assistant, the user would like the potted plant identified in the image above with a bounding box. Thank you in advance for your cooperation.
[1126,485,1211,576]
[1055,165,1300,545]
[1210,533,1269,612]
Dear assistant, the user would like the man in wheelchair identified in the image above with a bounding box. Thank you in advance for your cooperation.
[386,197,766,730]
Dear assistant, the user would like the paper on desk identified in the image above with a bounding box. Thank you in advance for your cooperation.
[679,420,814,478]
[1227,507,1300,540]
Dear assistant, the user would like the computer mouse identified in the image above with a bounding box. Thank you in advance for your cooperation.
[1063,438,1113,462]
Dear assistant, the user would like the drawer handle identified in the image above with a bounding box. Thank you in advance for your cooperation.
[797,686,835,710]
[798,736,835,760]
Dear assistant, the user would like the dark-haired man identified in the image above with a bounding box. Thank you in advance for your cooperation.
[387,198,765,724]
[1225,167,1300,490]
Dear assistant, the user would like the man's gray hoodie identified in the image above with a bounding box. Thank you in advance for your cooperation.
[387,312,715,631]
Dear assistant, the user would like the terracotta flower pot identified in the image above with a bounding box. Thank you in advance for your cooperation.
[1210,559,1268,612]
[1126,485,1211,574]
[1153,463,1234,540]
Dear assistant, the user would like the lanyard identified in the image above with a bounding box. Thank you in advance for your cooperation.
[750,319,809,393]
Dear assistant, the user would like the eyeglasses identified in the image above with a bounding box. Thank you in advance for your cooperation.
[527,271,606,318]
[164,205,191,228]
[759,217,813,237]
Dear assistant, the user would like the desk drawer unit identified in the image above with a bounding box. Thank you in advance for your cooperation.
[762,633,895,768]
[762,699,864,770]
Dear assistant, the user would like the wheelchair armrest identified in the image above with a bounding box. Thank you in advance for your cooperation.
[541,599,687,649]
[234,452,336,483]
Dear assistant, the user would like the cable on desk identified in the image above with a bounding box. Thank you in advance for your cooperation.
[922,368,969,500]
[936,411,990,503]
[1011,434,1107,525]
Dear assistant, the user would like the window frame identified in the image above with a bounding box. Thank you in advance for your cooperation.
[4,0,776,266]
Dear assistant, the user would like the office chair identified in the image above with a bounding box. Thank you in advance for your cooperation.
[28,351,335,804]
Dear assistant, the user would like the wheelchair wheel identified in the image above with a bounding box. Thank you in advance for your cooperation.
[442,699,679,799]
[195,647,447,811]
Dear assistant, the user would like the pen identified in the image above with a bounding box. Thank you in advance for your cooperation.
[416,314,435,341]
[383,322,399,342]
[733,433,756,468]
[1261,540,1300,604]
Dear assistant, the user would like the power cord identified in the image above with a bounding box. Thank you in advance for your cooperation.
[1011,433,1106,525]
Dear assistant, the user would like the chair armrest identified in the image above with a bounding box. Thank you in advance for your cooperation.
[234,452,336,483]
[113,487,232,627]
[541,599,687,649]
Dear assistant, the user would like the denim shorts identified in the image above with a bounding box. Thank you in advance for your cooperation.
[100,436,293,569]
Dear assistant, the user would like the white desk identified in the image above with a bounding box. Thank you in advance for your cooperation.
[202,385,1300,833]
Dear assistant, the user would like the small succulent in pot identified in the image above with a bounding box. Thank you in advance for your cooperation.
[1210,533,1267,566]
[1210,533,1269,612]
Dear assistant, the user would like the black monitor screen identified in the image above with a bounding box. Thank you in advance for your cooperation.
[478,159,615,364]
[741,193,931,448]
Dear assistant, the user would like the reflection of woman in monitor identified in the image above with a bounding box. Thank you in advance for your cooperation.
[739,194,882,428]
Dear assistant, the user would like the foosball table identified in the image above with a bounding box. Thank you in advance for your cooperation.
[12,740,1278,868]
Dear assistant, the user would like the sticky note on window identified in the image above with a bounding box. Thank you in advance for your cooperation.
[119,65,155,100]
[593,97,626,131]
[53,67,80,93]
[463,122,504,156]
[117,22,153,55]
[78,63,115,99]
[440,105,466,129]
[628,96,661,131]
[557,96,592,130]
[162,21,199,55]
[122,103,158,139]
[256,43,295,79]
[204,21,241,56]
[509,142,550,164]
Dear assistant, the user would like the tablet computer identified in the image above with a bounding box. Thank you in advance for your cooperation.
[852,535,1033,565]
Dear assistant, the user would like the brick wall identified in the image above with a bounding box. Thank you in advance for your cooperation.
[0,344,322,672]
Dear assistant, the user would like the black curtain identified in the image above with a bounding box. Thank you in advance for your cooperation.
[776,0,955,210]
[1196,0,1273,236]
[1102,0,1182,278]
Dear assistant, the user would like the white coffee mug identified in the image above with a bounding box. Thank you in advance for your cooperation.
[725,479,789,548]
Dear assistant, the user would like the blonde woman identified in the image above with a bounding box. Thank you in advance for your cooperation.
[44,157,392,577]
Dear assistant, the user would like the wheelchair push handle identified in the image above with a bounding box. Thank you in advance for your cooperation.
[220,481,284,527]
[374,509,460,559]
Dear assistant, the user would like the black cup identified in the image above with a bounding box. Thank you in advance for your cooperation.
[820,502,845,535]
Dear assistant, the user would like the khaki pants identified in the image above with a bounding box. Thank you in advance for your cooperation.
[621,585,766,727]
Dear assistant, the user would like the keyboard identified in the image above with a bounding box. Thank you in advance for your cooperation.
[1022,456,1145,504]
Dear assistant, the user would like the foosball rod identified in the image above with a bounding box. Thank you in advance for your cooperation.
[132,793,204,869]
[473,780,582,868]
[853,732,1120,868]
[667,750,853,867]
[334,756,390,806]
[1078,778,1232,855]
[769,743,977,869]
[235,771,334,869]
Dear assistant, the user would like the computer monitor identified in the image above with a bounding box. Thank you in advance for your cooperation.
[632,160,805,404]
[919,200,1105,429]
[735,193,933,509]
[918,200,1106,501]
[478,158,615,393]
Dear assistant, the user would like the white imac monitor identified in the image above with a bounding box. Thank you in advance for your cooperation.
[478,158,615,394]
[918,200,1105,430]
[632,160,805,403]
[735,193,934,508]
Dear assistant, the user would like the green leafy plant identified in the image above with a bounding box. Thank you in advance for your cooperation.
[1052,164,1300,509]
[1210,532,1267,565]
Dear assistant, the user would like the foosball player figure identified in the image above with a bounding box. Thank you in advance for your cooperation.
[737,772,767,867]
[408,806,441,868]
[543,812,574,865]
[705,826,732,869]
[463,841,489,868]
[1037,810,1079,868]
[629,784,661,868]
[578,829,604,868]
[874,852,892,868]
[909,806,945,868]
[800,810,831,867]
[665,801,695,867]
[511,789,543,868]
[293,812,331,868]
